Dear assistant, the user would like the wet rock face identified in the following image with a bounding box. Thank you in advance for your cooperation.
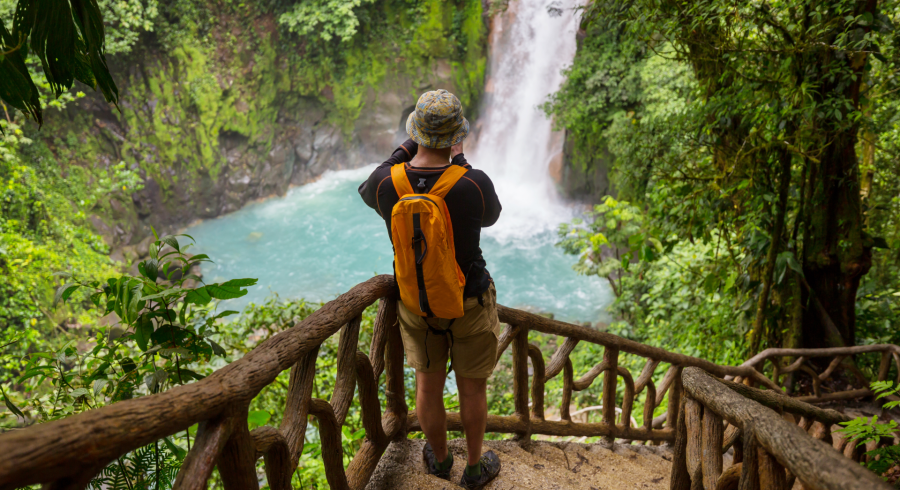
[117,71,466,245]
[114,104,387,244]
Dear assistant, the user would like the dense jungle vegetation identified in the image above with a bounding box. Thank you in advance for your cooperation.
[549,0,900,367]
[1,0,900,487]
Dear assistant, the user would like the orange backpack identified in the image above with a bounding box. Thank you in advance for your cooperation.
[390,164,467,319]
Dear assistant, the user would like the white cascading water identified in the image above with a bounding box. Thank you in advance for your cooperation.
[469,0,581,243]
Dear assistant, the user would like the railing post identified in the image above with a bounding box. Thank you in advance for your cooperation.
[601,347,619,446]
[280,346,319,468]
[345,352,389,490]
[527,344,546,421]
[511,325,532,440]
[643,381,657,432]
[331,315,362,426]
[384,296,407,437]
[738,431,760,490]
[369,298,395,379]
[561,358,574,422]
[217,405,259,490]
[174,414,234,490]
[809,420,833,447]
[308,399,351,490]
[666,366,684,444]
[684,397,702,485]
[701,408,724,490]
[250,427,292,490]
[877,351,892,381]
[758,447,786,490]
[670,395,690,490]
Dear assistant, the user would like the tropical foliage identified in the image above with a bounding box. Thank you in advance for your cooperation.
[837,381,900,479]
[0,0,119,127]
[550,0,900,364]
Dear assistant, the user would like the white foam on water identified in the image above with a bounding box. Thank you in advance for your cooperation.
[468,0,581,245]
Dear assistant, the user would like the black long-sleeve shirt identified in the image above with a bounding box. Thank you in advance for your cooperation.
[358,139,502,298]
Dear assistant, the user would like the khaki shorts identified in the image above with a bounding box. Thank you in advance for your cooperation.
[398,284,501,379]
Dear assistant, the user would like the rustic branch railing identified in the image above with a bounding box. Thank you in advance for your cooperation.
[736,345,900,403]
[0,275,896,490]
[672,367,891,490]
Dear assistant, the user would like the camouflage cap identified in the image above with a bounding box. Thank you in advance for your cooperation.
[406,89,469,149]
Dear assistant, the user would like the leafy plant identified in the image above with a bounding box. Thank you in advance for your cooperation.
[279,0,375,43]
[89,440,184,490]
[0,0,119,128]
[558,196,750,365]
[38,231,255,408]
[3,232,255,486]
[837,381,900,477]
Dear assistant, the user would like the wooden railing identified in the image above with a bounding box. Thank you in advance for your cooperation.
[738,344,900,403]
[0,275,896,489]
[672,367,891,490]
[418,305,787,446]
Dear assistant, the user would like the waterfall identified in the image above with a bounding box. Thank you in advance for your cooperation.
[468,0,581,244]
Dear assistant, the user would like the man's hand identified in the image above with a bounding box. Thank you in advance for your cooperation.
[450,142,464,159]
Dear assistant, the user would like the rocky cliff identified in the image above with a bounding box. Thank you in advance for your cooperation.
[35,0,489,251]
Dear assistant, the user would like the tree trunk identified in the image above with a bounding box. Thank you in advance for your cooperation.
[801,1,876,347]
[802,130,872,348]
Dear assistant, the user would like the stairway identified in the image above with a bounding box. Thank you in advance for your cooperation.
[365,438,673,490]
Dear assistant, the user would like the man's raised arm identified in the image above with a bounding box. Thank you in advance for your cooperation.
[358,139,418,212]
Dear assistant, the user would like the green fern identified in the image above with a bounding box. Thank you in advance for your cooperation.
[89,440,184,490]
[836,381,900,480]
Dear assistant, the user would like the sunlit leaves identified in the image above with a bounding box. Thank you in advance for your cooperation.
[22,234,259,440]
[279,0,375,42]
[247,409,271,429]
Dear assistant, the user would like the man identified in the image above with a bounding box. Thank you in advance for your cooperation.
[358,89,503,489]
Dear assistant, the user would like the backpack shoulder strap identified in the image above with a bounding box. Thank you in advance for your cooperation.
[429,165,468,199]
[390,164,415,197]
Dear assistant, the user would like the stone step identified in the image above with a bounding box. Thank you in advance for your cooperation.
[365,438,673,490]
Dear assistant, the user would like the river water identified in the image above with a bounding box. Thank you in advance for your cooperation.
[185,0,611,323]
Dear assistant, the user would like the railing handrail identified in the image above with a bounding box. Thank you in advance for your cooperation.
[742,345,900,368]
[715,377,851,425]
[677,367,890,490]
[499,306,781,389]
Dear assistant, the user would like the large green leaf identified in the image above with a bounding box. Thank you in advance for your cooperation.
[53,283,80,307]
[138,259,159,282]
[220,278,258,288]
[161,235,180,252]
[0,21,41,127]
[163,437,187,459]
[184,287,212,305]
[134,316,154,352]
[1,387,24,420]
[29,0,77,96]
[70,0,118,102]
[208,339,226,358]
[2,0,118,127]
[206,284,249,300]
